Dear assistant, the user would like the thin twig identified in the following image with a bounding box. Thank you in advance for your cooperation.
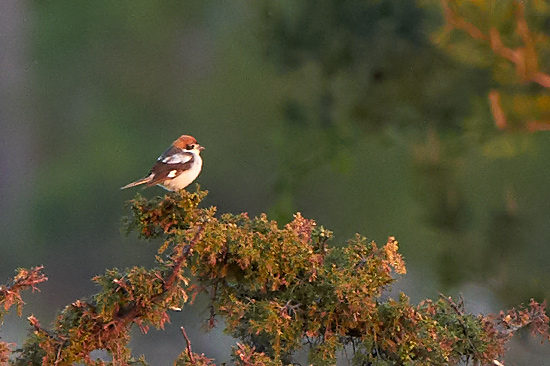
[440,294,480,356]
[180,326,195,364]
[209,281,218,328]
[489,90,507,130]
[441,0,487,41]
[53,342,64,366]
[1,266,47,297]
[116,225,204,326]
[165,226,204,290]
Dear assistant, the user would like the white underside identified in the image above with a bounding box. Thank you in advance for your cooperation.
[159,153,202,191]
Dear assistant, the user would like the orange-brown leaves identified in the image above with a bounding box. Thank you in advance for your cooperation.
[0,340,11,364]
[0,266,47,320]
[384,236,406,275]
[489,298,550,342]
[232,343,281,366]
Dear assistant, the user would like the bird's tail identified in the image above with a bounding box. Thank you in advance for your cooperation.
[120,176,152,190]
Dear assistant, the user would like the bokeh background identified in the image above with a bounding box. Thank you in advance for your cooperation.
[2,0,550,364]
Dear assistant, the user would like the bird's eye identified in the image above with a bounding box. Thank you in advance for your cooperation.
[186,144,194,150]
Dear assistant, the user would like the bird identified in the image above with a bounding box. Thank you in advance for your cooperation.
[121,134,204,191]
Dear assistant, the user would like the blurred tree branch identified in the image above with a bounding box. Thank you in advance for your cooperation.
[440,0,550,131]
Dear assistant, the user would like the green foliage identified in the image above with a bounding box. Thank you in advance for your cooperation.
[257,0,497,236]
[2,189,549,365]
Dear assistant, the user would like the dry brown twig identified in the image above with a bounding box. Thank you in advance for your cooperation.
[180,326,195,365]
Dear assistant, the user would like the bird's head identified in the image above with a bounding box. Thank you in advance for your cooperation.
[174,135,205,152]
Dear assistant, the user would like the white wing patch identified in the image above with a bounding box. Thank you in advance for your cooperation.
[160,153,192,164]
[167,170,178,178]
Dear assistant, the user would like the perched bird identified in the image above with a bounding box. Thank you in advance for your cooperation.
[121,135,204,191]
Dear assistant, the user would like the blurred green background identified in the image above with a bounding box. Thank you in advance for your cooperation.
[2,0,550,364]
